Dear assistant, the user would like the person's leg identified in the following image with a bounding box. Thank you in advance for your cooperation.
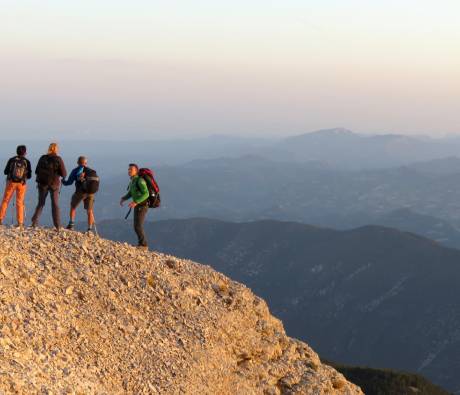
[84,195,95,229]
[66,207,77,229]
[31,186,48,226]
[133,205,148,247]
[0,181,16,223]
[67,192,81,229]
[16,183,27,226]
[50,188,61,229]
[69,207,76,222]
[87,209,95,226]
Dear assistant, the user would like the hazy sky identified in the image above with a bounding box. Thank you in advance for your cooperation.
[1,1,459,139]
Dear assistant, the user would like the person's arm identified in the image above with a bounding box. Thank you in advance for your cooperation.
[35,156,44,175]
[120,182,132,206]
[62,168,76,186]
[4,158,12,176]
[121,184,132,201]
[26,159,32,180]
[58,157,67,178]
[133,178,149,204]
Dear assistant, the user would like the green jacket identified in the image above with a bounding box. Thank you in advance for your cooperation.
[123,176,149,204]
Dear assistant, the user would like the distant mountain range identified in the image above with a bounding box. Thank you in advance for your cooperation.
[4,127,460,172]
[88,154,460,234]
[265,128,460,169]
[7,127,460,253]
[97,218,460,392]
[10,140,460,250]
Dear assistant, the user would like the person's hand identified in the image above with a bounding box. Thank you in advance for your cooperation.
[128,201,137,209]
[120,198,125,207]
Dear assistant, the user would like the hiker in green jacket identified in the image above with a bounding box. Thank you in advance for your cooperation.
[120,163,149,248]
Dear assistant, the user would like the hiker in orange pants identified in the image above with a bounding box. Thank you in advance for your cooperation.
[0,182,27,224]
[0,145,32,227]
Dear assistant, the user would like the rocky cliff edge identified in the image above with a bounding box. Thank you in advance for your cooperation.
[0,227,362,394]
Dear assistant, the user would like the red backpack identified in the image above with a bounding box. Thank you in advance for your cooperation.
[137,168,161,208]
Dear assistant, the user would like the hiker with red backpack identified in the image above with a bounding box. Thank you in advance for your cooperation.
[0,145,32,227]
[31,143,67,230]
[62,156,100,233]
[120,164,160,249]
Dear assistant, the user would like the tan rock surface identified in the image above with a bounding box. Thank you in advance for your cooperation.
[0,227,362,394]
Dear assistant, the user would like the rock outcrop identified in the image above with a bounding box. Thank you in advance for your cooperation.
[0,227,362,394]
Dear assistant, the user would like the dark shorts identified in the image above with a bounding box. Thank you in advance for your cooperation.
[71,191,95,210]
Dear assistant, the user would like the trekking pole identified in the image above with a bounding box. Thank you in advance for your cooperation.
[125,208,132,220]
[92,211,99,237]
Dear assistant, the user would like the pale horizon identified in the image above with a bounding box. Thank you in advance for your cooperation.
[1,1,459,139]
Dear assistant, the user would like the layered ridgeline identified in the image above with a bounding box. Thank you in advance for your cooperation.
[98,218,460,392]
[0,227,361,394]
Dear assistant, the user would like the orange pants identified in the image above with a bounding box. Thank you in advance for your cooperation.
[0,181,27,224]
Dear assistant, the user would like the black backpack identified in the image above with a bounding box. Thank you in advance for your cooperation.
[36,155,60,186]
[80,167,100,194]
[9,157,28,183]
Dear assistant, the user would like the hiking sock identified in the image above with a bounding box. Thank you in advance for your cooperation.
[85,224,98,235]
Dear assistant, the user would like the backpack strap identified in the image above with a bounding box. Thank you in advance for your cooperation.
[132,176,145,195]
[135,176,142,193]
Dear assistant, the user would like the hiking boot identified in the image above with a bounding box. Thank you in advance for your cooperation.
[137,245,149,250]
[66,222,75,230]
[30,222,38,228]
[0,219,3,226]
[16,223,24,229]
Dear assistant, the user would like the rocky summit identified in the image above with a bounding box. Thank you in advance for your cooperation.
[0,227,362,395]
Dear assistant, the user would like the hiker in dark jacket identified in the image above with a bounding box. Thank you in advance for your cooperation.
[120,163,149,248]
[31,143,67,229]
[62,156,97,232]
[0,145,32,227]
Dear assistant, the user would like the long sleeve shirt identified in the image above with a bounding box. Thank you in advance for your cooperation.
[62,166,85,187]
[123,176,149,204]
